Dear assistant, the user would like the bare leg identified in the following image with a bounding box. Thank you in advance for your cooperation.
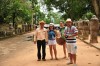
[72,54,76,64]
[63,43,66,58]
[69,53,73,63]
[49,45,53,59]
[53,45,58,60]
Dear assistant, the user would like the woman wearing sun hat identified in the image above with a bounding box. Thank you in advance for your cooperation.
[34,20,48,61]
[64,18,78,65]
[47,23,58,60]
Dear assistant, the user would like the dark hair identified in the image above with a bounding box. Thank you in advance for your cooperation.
[49,25,55,30]
[60,21,64,24]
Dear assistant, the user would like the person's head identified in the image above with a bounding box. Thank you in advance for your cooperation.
[49,23,54,30]
[60,21,64,27]
[39,20,45,28]
[66,18,73,27]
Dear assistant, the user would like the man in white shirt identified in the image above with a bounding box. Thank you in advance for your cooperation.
[34,20,48,61]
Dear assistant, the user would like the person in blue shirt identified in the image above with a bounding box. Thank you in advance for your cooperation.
[48,24,58,60]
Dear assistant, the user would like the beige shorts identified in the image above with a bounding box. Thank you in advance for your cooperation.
[66,43,77,54]
[48,40,57,45]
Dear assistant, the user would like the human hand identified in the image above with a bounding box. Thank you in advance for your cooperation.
[65,35,68,38]
[34,41,36,44]
[46,41,48,45]
[67,35,73,38]
[67,36,71,38]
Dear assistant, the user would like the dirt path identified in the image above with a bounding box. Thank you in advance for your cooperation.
[0,32,100,66]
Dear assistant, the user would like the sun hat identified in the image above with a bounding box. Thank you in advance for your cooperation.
[39,20,45,24]
[49,23,54,26]
[66,18,72,22]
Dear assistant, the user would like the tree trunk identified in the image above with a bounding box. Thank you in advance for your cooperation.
[92,0,100,21]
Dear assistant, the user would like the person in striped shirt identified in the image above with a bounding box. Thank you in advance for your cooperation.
[64,18,78,65]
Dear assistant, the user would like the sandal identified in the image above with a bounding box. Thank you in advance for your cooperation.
[67,62,73,65]
[55,58,58,60]
[73,64,77,66]
[50,58,53,60]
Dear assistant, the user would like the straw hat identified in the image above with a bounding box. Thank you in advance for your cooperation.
[39,20,45,24]
[66,18,72,22]
[49,23,54,26]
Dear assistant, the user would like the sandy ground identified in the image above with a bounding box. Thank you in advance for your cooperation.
[0,32,100,66]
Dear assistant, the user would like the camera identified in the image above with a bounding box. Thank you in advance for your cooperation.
[65,35,68,38]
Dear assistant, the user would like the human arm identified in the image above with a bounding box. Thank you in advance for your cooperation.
[67,32,78,38]
[67,26,78,38]
[45,29,48,43]
[34,30,37,44]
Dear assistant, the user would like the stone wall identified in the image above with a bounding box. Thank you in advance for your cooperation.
[76,15,99,43]
[0,23,34,39]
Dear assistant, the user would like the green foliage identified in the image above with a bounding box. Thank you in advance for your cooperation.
[45,11,62,24]
[0,0,34,24]
[32,5,46,24]
[82,12,94,20]
[11,0,33,24]
[44,0,94,20]
[31,0,38,9]
[0,0,13,23]
[44,17,51,24]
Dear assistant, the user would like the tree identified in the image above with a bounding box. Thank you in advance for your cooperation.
[44,11,62,24]
[44,0,96,20]
[92,0,100,21]
[0,0,13,23]
[0,0,33,24]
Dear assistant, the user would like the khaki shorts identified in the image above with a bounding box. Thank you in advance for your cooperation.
[66,43,77,54]
[48,40,57,45]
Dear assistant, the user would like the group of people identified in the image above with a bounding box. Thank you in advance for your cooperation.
[34,18,78,65]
